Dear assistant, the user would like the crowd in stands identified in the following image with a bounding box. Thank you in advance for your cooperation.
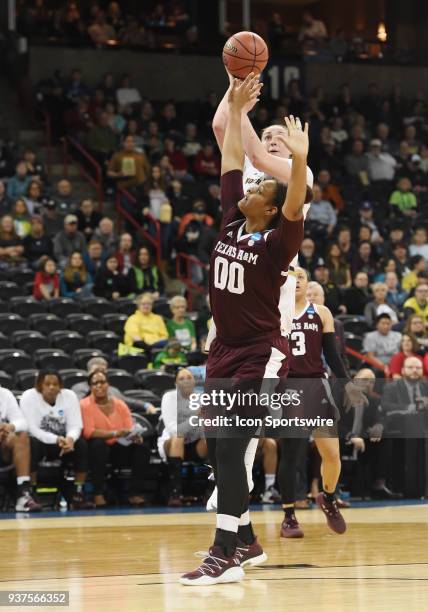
[1,51,428,510]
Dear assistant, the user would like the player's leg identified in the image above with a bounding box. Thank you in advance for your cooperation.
[314,435,346,534]
[278,436,305,538]
[259,438,280,503]
[180,433,253,585]
[164,436,185,506]
[2,432,41,512]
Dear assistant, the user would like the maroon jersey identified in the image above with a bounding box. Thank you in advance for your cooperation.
[289,302,326,377]
[209,170,304,345]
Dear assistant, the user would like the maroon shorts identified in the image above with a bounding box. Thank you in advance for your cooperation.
[204,335,290,418]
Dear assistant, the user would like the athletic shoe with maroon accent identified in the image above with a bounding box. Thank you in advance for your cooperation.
[316,492,347,534]
[180,546,244,586]
[234,538,267,568]
[15,490,42,513]
[280,513,304,538]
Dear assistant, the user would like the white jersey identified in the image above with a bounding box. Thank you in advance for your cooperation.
[0,388,27,433]
[243,155,312,336]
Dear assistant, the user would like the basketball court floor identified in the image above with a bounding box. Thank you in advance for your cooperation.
[1,502,427,612]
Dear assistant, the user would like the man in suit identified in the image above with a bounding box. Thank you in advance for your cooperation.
[381,357,428,418]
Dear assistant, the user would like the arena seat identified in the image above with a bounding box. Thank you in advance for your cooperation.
[12,330,50,354]
[186,350,206,366]
[0,332,12,349]
[152,298,171,320]
[13,269,36,287]
[87,331,120,353]
[66,314,100,335]
[0,370,13,390]
[135,370,175,396]
[115,298,136,316]
[81,297,117,317]
[0,313,28,335]
[101,313,127,335]
[106,369,135,392]
[35,350,74,370]
[0,282,23,299]
[343,318,370,336]
[47,298,82,317]
[0,351,34,376]
[9,296,46,317]
[59,369,87,387]
[14,369,38,390]
[0,302,10,314]
[49,330,87,353]
[28,313,67,335]
[124,389,161,406]
[72,348,108,369]
[344,333,364,353]
[116,354,149,375]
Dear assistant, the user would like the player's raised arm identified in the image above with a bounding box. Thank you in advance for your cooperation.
[278,116,309,221]
[212,71,234,151]
[241,114,291,183]
[221,74,261,176]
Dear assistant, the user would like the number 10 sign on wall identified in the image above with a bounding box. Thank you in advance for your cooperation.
[263,61,305,101]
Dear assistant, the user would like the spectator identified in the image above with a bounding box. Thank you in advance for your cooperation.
[33,257,60,301]
[116,74,142,108]
[153,338,188,369]
[403,314,428,355]
[337,226,355,260]
[312,260,344,314]
[367,139,397,181]
[392,242,410,278]
[107,134,151,190]
[325,242,351,288]
[86,111,117,165]
[83,239,105,277]
[389,335,427,379]
[0,387,41,512]
[20,369,91,510]
[157,368,208,506]
[93,217,118,255]
[104,101,126,135]
[317,170,344,211]
[128,246,165,297]
[81,369,150,507]
[23,216,53,268]
[363,313,401,366]
[351,241,377,281]
[298,237,317,272]
[24,180,44,215]
[88,11,116,45]
[182,123,202,159]
[167,295,197,350]
[344,139,369,181]
[375,122,397,154]
[93,254,132,300]
[12,199,32,238]
[41,198,63,238]
[159,102,181,135]
[402,255,426,293]
[177,200,214,257]
[409,226,428,259]
[114,232,135,274]
[76,199,102,241]
[330,116,348,147]
[0,180,11,216]
[298,10,327,43]
[193,141,221,179]
[163,136,190,180]
[60,251,93,299]
[381,356,428,418]
[343,271,371,316]
[123,292,168,351]
[54,179,78,215]
[403,283,428,324]
[0,215,24,266]
[146,165,168,220]
[305,184,337,239]
[267,12,285,53]
[22,147,46,182]
[389,177,418,217]
[357,201,383,245]
[66,69,90,102]
[6,161,31,201]
[385,271,407,309]
[124,119,145,151]
[364,282,400,328]
[53,214,87,268]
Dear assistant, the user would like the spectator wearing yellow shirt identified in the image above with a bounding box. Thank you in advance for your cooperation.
[107,135,151,190]
[124,293,168,353]
[403,283,428,325]
[402,255,427,293]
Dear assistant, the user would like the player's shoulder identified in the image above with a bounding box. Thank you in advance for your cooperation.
[313,303,333,321]
[0,387,17,404]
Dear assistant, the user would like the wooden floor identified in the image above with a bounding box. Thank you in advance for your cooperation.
[1,505,427,612]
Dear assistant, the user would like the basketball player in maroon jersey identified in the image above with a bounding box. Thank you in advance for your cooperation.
[180,76,308,586]
[279,268,366,538]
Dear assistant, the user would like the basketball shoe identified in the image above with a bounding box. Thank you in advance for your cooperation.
[316,492,347,534]
[234,538,267,567]
[180,546,244,586]
[280,512,304,538]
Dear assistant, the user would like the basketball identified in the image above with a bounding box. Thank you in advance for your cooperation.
[222,31,269,79]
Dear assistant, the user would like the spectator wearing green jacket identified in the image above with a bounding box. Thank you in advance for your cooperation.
[128,246,165,298]
[389,177,417,217]
[166,295,196,350]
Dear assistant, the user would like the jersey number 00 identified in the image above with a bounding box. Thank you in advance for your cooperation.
[214,256,245,294]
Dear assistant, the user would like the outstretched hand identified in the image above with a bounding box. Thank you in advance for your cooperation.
[227,73,262,113]
[276,115,309,159]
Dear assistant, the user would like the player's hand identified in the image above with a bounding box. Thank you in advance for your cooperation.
[350,437,365,452]
[276,115,309,159]
[345,381,369,409]
[227,73,262,112]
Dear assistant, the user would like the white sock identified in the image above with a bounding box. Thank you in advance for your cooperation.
[244,438,258,491]
[239,510,250,526]
[17,476,30,487]
[216,513,239,533]
[265,474,275,490]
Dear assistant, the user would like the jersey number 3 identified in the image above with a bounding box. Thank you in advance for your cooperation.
[214,256,245,294]
[291,331,306,356]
